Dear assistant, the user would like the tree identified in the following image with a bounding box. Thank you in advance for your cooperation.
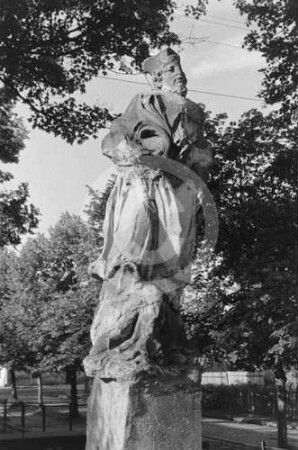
[182,3,297,445]
[0,88,39,247]
[36,214,100,415]
[0,248,16,303]
[8,214,100,414]
[0,0,206,143]
[0,248,36,402]
[183,108,297,448]
[222,3,297,445]
[38,286,98,416]
[84,176,116,250]
[0,206,105,412]
[235,0,297,124]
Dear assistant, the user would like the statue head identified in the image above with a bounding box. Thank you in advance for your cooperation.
[142,48,187,96]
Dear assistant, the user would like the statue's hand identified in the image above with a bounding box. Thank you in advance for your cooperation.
[105,138,142,166]
[88,260,103,281]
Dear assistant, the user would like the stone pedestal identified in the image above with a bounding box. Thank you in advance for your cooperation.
[86,376,202,450]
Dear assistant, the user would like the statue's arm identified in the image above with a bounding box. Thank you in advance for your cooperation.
[101,119,141,166]
[101,93,172,165]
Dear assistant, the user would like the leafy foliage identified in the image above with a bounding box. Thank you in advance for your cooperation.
[182,2,298,388]
[15,214,100,371]
[235,0,297,123]
[0,88,39,247]
[0,182,110,376]
[0,248,35,370]
[0,88,26,164]
[84,176,116,249]
[0,0,204,142]
[0,214,101,411]
[185,108,297,368]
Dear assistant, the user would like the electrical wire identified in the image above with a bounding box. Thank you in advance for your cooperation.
[203,39,242,49]
[199,18,246,30]
[97,75,262,102]
[180,36,243,49]
[207,14,244,25]
[175,5,244,24]
[188,88,261,102]
[174,13,247,31]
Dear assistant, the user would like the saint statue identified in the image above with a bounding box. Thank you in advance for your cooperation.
[84,48,213,381]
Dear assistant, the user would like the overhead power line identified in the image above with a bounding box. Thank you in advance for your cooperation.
[175,6,244,24]
[188,87,261,102]
[97,75,261,102]
[199,18,247,30]
[174,13,247,31]
[205,39,242,49]
[180,36,243,49]
[207,14,244,25]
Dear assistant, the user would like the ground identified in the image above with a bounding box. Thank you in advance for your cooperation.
[0,384,297,449]
[0,384,87,434]
[203,418,298,449]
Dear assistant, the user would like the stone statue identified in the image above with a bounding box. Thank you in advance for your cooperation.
[84,48,213,450]
[84,48,213,382]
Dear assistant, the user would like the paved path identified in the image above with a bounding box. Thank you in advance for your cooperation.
[203,418,298,449]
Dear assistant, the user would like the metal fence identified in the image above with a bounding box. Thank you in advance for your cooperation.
[0,399,87,434]
[202,384,298,419]
[202,371,265,386]
[202,437,279,450]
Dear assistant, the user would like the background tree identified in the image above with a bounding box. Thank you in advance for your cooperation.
[0,234,54,403]
[0,248,37,402]
[183,108,297,449]
[222,2,297,446]
[0,88,38,247]
[180,2,297,446]
[217,111,296,450]
[6,214,101,415]
[0,176,109,409]
[84,176,116,250]
[235,0,297,124]
[36,214,101,416]
[0,0,210,143]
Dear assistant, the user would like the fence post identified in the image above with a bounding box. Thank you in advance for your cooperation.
[261,441,267,450]
[21,402,25,433]
[69,402,73,431]
[40,404,46,431]
[3,399,7,433]
[250,386,256,413]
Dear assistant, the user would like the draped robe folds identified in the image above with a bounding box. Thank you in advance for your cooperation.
[91,91,211,291]
[85,90,213,379]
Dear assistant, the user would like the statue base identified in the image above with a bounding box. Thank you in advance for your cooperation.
[86,375,202,450]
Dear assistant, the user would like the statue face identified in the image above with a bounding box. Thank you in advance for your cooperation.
[161,61,187,95]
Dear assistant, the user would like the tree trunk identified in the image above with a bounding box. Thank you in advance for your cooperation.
[69,367,79,418]
[275,365,288,449]
[84,376,91,394]
[10,368,18,402]
[37,373,44,404]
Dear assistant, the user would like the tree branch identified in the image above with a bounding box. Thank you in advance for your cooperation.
[0,77,43,114]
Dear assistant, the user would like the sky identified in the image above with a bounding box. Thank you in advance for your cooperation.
[5,0,268,237]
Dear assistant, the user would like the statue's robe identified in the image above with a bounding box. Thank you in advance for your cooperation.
[91,91,212,288]
[84,91,213,379]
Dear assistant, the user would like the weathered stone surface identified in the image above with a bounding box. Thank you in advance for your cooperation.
[84,47,213,450]
[84,274,198,381]
[86,376,202,450]
[84,47,213,381]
